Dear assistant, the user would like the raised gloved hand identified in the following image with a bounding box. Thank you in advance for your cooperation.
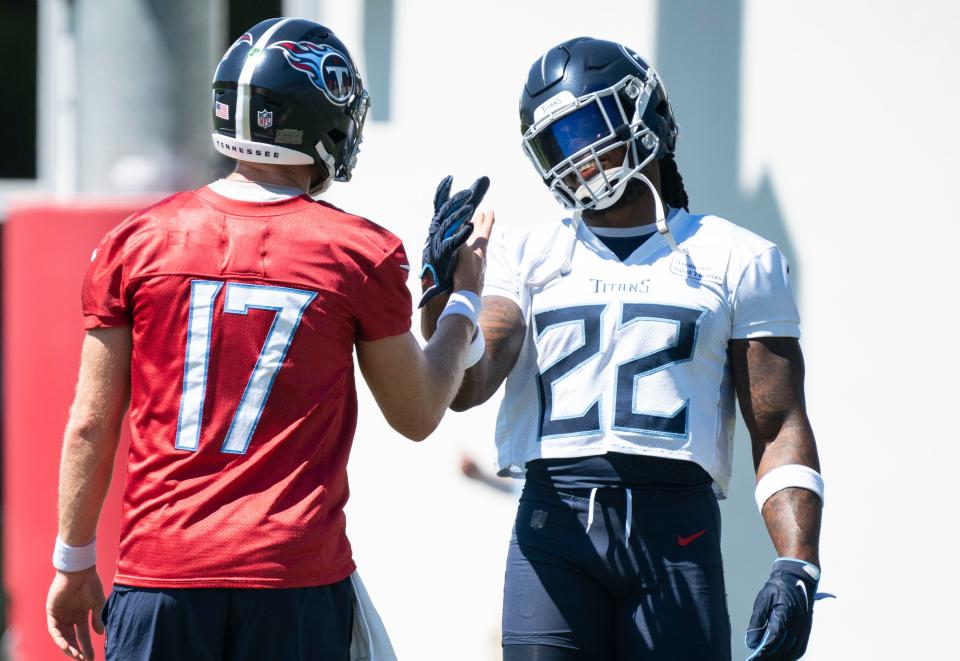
[745,558,829,660]
[418,175,490,308]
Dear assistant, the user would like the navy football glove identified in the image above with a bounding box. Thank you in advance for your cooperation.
[745,558,824,660]
[418,175,490,308]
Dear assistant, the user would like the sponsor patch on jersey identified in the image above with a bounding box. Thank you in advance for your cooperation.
[670,248,728,284]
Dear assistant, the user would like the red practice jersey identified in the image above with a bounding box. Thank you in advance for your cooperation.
[81,185,412,588]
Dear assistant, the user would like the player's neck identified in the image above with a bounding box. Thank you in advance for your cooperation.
[226,163,311,192]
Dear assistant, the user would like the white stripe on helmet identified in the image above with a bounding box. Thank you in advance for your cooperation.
[235,18,293,141]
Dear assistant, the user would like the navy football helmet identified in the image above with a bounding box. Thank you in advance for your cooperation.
[520,37,678,212]
[212,18,369,192]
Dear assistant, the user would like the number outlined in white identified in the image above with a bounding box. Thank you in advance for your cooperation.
[175,281,224,451]
[534,302,706,441]
[175,281,316,454]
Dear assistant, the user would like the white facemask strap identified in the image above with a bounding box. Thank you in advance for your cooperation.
[633,171,685,254]
[307,141,338,197]
[526,214,579,288]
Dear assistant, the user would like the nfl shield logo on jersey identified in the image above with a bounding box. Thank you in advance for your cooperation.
[257,109,273,129]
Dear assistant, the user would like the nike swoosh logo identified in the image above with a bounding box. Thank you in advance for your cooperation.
[797,579,809,613]
[399,264,411,271]
[677,528,707,546]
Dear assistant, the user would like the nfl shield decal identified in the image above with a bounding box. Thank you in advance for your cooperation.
[268,40,356,105]
[257,109,273,129]
[530,509,548,530]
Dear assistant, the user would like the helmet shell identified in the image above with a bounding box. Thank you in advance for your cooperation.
[212,18,369,182]
[520,37,677,159]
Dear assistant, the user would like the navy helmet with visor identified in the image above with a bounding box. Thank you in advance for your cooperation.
[520,37,678,211]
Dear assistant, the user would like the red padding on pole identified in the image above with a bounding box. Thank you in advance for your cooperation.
[3,197,160,661]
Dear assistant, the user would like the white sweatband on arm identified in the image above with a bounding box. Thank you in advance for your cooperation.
[464,326,485,369]
[53,536,96,572]
[755,464,824,512]
[437,291,481,330]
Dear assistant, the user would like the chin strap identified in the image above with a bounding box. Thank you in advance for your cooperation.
[308,142,339,197]
[308,182,330,197]
[308,172,333,197]
[633,171,685,254]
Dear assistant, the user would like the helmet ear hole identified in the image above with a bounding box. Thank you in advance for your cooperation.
[327,128,347,144]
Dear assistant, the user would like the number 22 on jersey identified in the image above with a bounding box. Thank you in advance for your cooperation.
[534,302,706,441]
[175,280,316,454]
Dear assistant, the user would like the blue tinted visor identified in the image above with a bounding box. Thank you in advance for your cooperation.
[527,95,623,172]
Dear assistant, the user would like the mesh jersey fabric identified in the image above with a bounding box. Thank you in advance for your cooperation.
[482,209,799,496]
[81,185,412,588]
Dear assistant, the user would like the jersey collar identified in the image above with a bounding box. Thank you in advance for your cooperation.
[194,181,316,216]
[207,179,307,202]
[572,207,684,263]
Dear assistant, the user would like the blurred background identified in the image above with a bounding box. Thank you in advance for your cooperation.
[2,0,959,659]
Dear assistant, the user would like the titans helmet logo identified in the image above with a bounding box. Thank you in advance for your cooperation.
[269,41,355,105]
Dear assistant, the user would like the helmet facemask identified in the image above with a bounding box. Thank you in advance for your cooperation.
[333,88,370,183]
[308,88,369,196]
[522,74,661,212]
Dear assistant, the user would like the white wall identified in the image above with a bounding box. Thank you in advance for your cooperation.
[304,0,959,658]
[739,1,960,658]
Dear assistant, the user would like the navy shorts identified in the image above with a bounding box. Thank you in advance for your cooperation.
[102,578,353,661]
[502,480,731,660]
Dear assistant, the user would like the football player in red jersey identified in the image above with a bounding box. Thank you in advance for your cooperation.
[45,18,492,661]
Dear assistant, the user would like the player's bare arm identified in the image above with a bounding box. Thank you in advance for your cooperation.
[420,290,524,408]
[358,211,496,441]
[448,295,524,411]
[47,326,131,660]
[730,336,822,564]
[418,207,525,413]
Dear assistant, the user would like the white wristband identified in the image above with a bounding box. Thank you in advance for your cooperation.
[53,536,97,572]
[755,464,824,512]
[464,326,485,369]
[437,291,481,330]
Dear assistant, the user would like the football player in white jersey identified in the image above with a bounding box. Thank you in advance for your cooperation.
[421,37,824,661]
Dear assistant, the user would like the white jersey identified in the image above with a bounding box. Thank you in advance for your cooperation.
[483,208,800,496]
